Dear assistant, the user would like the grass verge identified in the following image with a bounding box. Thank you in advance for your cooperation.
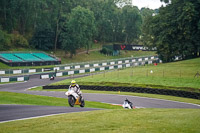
[0,91,121,109]
[0,109,199,133]
[51,58,200,93]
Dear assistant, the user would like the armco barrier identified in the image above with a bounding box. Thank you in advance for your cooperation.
[40,59,155,79]
[0,76,29,83]
[43,85,200,100]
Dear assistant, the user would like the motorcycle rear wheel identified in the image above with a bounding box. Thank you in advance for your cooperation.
[80,99,85,107]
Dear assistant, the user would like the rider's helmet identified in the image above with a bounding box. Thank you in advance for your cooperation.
[71,80,76,87]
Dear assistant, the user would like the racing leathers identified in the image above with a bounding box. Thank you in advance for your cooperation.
[69,84,82,97]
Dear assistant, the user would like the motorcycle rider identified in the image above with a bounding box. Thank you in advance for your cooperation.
[69,80,82,101]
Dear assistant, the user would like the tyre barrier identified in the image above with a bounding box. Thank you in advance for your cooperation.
[43,85,200,100]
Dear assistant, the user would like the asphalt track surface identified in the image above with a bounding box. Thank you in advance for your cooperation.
[0,76,200,123]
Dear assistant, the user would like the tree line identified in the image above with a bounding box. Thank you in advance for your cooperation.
[0,0,199,61]
[142,0,200,62]
[0,0,146,57]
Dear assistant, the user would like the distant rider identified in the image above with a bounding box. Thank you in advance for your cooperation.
[69,80,82,100]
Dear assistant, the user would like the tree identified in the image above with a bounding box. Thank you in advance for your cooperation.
[60,6,96,57]
[0,29,12,50]
[122,5,142,44]
[31,26,55,51]
[142,0,200,62]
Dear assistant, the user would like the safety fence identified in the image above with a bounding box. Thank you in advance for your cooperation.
[43,85,200,100]
[0,55,159,75]
[0,55,160,82]
[39,57,158,79]
[0,76,29,83]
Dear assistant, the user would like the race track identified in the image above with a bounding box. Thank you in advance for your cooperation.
[0,76,199,123]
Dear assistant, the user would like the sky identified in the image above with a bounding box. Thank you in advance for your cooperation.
[132,0,166,9]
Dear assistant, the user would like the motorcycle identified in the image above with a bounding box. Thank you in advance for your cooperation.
[65,90,85,107]
[50,76,55,80]
[122,98,133,109]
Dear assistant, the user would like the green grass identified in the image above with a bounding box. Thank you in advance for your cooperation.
[0,109,199,133]
[0,91,121,109]
[52,58,200,93]
[58,50,156,64]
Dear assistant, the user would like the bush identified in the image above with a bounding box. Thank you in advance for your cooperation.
[31,27,54,51]
[100,47,113,55]
[12,33,29,48]
[0,30,12,50]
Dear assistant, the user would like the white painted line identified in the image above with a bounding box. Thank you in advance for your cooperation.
[0,110,98,124]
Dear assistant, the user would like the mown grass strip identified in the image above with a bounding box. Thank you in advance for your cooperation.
[0,109,199,133]
[0,91,121,109]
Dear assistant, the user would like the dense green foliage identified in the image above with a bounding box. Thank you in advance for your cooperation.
[60,6,96,57]
[1,0,199,62]
[0,0,143,53]
[142,0,200,62]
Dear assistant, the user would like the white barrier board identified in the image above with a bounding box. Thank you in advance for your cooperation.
[68,71,74,75]
[79,70,85,73]
[94,64,99,67]
[100,67,105,71]
[13,70,22,74]
[29,69,36,73]
[56,72,63,77]
[118,61,122,64]
[109,66,114,69]
[54,67,60,71]
[75,65,80,69]
[110,62,115,65]
[125,60,129,63]
[118,65,122,68]
[0,71,5,74]
[65,66,70,70]
[1,78,9,82]
[17,77,24,81]
[90,68,95,72]
[132,59,136,62]
[84,64,90,68]
[102,63,107,66]
[41,75,49,79]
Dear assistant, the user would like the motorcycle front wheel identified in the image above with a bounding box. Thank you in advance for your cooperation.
[68,95,75,107]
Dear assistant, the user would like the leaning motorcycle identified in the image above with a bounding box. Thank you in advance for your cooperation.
[65,90,85,107]
[122,98,133,109]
